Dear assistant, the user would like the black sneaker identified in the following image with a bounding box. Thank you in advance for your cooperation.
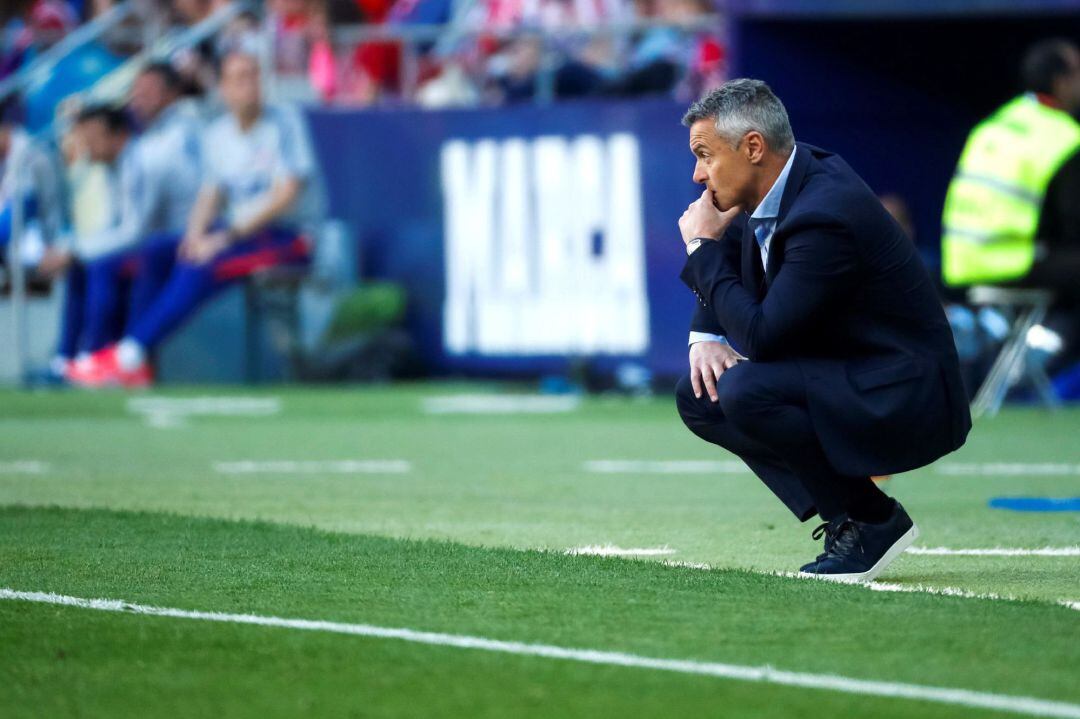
[798,501,918,583]
[798,518,842,573]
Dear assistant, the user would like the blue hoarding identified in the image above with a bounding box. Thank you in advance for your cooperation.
[307,99,703,378]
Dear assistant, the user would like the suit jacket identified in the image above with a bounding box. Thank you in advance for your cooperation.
[681,143,971,476]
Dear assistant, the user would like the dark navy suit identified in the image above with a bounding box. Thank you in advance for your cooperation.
[676,143,971,521]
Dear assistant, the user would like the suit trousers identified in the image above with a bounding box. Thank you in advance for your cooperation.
[675,360,888,522]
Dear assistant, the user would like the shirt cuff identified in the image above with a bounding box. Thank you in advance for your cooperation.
[688,332,728,346]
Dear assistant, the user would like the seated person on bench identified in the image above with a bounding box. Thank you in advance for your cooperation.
[71,51,324,387]
[53,65,202,378]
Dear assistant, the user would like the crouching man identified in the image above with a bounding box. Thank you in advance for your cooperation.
[674,80,970,582]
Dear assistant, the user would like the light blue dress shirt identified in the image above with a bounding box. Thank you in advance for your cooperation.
[688,147,797,348]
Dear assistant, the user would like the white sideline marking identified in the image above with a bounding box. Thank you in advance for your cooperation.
[422,395,580,415]
[664,560,712,570]
[792,570,1080,614]
[0,461,48,474]
[791,574,1080,614]
[127,396,282,429]
[3,588,1079,718]
[908,547,1080,557]
[567,545,675,557]
[857,579,1078,613]
[213,460,411,475]
[936,463,1080,477]
[585,460,749,474]
[659,563,1080,613]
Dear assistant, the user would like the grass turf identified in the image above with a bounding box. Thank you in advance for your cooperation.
[1,506,1078,719]
[1,384,1079,717]
[0,385,1077,602]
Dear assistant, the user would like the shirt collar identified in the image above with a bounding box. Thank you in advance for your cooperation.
[750,147,797,222]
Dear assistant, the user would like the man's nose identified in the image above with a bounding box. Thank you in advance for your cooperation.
[692,164,706,184]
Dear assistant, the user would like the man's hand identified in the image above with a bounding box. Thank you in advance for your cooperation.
[36,247,72,280]
[179,230,231,265]
[679,189,743,247]
[690,340,743,402]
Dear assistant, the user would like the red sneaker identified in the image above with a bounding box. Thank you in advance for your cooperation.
[66,348,120,388]
[67,347,154,389]
[118,358,153,388]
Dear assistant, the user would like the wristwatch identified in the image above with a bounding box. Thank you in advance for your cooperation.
[686,237,713,255]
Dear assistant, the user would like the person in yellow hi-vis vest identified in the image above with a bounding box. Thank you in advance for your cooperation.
[942,39,1080,292]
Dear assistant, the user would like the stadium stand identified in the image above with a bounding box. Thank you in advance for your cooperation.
[4,5,1080,716]
[0,0,724,385]
[2,0,1080,402]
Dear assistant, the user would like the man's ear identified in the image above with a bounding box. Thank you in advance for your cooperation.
[743,131,766,164]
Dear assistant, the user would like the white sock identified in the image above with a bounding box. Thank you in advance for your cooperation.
[116,339,146,371]
[49,355,70,375]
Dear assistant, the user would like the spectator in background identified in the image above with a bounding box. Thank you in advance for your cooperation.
[268,0,323,76]
[510,0,723,102]
[941,39,1080,379]
[173,0,212,24]
[680,0,725,98]
[1,1,38,81]
[332,0,407,105]
[0,98,63,275]
[415,58,480,108]
[14,0,125,132]
[605,0,722,98]
[1,0,78,83]
[1030,43,1080,297]
[1,0,36,25]
[605,0,690,96]
[36,105,132,372]
[1027,43,1080,389]
[57,64,202,382]
[171,0,254,98]
[487,34,544,103]
[943,39,1080,293]
[218,6,262,55]
[71,52,324,387]
[265,0,343,102]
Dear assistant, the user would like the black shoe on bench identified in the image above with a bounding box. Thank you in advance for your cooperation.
[798,501,918,583]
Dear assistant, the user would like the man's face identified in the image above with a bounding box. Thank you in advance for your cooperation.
[174,0,209,23]
[78,119,124,164]
[129,72,175,125]
[219,55,261,118]
[1054,45,1080,116]
[689,119,753,212]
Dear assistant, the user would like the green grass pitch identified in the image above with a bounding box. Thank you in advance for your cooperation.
[0,384,1078,718]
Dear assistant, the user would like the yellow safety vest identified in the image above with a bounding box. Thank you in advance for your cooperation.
[942,95,1080,286]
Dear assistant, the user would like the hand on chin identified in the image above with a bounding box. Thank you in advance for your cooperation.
[680,189,743,245]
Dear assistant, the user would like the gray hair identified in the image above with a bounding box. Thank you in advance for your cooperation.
[682,79,795,154]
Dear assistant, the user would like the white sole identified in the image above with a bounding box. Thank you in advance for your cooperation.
[797,522,920,584]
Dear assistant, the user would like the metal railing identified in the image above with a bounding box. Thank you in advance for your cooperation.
[0,3,136,104]
[80,2,252,109]
[266,13,725,105]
